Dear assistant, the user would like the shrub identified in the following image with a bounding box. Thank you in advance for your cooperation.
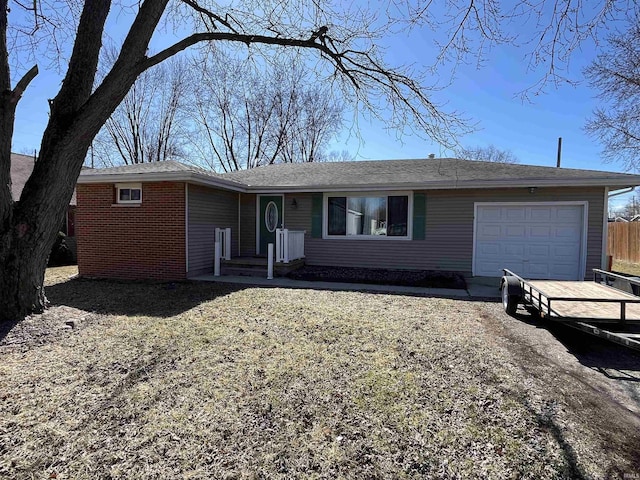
[48,231,75,267]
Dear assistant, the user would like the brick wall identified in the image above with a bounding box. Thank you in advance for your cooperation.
[76,182,186,280]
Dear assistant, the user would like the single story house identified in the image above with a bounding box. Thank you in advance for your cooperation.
[75,158,640,281]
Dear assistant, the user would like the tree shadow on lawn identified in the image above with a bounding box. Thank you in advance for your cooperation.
[42,274,497,321]
[44,277,248,318]
[511,310,640,383]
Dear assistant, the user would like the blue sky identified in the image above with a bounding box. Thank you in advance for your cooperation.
[9,2,636,210]
[339,26,610,171]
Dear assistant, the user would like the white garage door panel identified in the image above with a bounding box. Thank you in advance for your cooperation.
[506,225,526,237]
[529,225,551,238]
[474,204,584,280]
[553,244,578,256]
[478,207,503,221]
[557,226,581,238]
[530,208,551,221]
[505,244,525,255]
[478,243,500,255]
[556,207,583,220]
[528,264,549,276]
[528,245,550,256]
[506,208,526,221]
[478,225,501,238]
[475,260,508,277]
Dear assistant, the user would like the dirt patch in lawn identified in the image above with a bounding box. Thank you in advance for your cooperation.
[288,265,467,289]
[1,272,639,479]
[477,304,640,477]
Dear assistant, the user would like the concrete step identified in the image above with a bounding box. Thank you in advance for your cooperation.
[220,258,305,278]
[221,266,268,277]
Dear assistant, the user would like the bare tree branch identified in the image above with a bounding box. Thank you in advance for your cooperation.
[457,144,519,163]
[186,54,345,171]
[10,64,38,104]
[585,19,640,172]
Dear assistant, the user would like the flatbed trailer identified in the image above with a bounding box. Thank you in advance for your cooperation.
[500,268,640,351]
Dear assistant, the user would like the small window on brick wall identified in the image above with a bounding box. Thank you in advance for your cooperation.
[116,183,142,204]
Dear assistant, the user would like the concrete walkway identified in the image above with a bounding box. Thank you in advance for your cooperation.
[192,274,501,299]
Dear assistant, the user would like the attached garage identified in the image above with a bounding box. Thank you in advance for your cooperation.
[473,202,587,280]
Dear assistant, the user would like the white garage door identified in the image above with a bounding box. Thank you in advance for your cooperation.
[474,203,585,280]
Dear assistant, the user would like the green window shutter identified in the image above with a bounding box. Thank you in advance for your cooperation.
[413,193,426,240]
[311,193,323,238]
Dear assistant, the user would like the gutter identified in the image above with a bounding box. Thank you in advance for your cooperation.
[247,179,640,193]
[608,186,635,198]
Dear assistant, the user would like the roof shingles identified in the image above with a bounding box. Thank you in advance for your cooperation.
[11,152,83,205]
[222,158,640,188]
[77,158,640,190]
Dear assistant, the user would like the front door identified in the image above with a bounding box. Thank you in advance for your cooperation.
[259,195,283,255]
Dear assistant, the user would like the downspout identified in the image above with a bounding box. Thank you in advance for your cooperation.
[608,186,635,198]
[602,187,609,271]
[238,193,241,257]
[185,183,189,275]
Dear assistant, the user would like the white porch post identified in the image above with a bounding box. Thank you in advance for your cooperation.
[224,227,232,260]
[214,241,221,277]
[283,229,289,263]
[267,243,274,280]
[275,228,291,263]
[276,228,282,263]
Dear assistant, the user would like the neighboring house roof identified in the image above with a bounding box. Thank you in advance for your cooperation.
[77,158,640,192]
[10,152,37,201]
[10,152,80,205]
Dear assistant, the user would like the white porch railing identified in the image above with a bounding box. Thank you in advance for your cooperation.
[215,227,232,261]
[275,228,305,263]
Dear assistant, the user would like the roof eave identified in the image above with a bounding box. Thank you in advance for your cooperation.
[247,177,640,193]
[77,171,247,192]
[76,171,640,193]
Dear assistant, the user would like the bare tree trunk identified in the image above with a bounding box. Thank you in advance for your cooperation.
[0,170,70,320]
[0,0,47,320]
[1,0,168,320]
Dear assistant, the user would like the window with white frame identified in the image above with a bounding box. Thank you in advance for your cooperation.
[325,193,411,238]
[116,183,142,204]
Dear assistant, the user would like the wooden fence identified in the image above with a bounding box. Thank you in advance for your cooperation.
[608,222,640,263]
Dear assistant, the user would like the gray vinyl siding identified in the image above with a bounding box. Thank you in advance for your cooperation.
[239,193,257,256]
[283,193,312,232]
[282,187,605,279]
[187,184,239,277]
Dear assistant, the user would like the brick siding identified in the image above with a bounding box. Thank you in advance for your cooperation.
[76,182,186,280]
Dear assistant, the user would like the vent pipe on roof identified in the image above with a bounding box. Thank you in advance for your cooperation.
[556,137,562,168]
[428,153,435,159]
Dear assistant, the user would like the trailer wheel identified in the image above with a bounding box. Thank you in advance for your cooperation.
[501,276,522,316]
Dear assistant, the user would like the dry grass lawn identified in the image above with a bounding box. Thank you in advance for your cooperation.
[613,260,640,277]
[1,266,639,479]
